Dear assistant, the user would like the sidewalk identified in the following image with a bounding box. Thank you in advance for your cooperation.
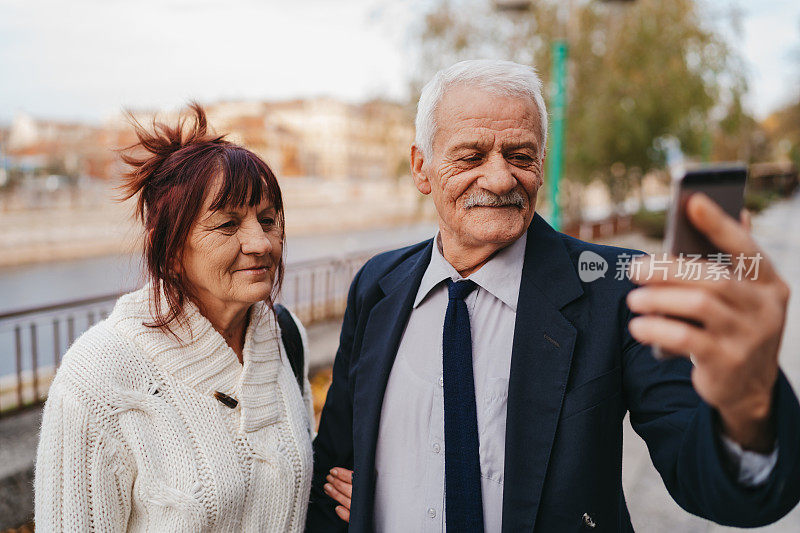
[0,408,39,530]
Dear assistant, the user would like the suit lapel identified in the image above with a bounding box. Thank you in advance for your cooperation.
[502,214,583,532]
[350,241,433,532]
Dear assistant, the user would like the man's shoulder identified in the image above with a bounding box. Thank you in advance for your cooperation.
[555,232,647,294]
[558,232,646,264]
[357,239,433,286]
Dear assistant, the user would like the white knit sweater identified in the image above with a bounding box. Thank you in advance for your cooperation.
[35,286,315,532]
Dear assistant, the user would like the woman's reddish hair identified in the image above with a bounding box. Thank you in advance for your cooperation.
[120,102,284,333]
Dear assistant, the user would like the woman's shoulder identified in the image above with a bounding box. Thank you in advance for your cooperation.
[53,288,156,398]
[43,320,145,457]
[56,319,149,391]
[105,285,154,331]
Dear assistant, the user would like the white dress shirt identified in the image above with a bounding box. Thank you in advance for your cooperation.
[373,232,776,533]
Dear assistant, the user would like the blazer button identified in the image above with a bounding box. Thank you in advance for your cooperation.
[582,513,596,528]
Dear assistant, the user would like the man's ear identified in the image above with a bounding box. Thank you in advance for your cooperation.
[410,144,432,195]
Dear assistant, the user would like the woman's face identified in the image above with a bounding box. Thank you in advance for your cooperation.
[181,177,282,316]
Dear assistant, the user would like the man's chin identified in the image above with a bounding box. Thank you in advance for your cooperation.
[462,211,532,244]
[468,224,528,246]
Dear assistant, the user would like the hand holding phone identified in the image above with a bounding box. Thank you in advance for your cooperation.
[655,164,748,359]
[625,183,788,451]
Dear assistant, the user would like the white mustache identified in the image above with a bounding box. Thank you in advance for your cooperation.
[462,190,526,209]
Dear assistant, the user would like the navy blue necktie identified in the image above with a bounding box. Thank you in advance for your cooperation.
[443,279,484,533]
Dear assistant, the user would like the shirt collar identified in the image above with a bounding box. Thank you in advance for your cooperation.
[413,231,527,311]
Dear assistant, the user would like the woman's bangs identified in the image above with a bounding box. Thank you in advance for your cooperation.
[209,148,281,212]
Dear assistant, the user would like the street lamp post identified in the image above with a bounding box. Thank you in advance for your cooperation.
[547,38,568,230]
[494,0,634,232]
[494,0,570,230]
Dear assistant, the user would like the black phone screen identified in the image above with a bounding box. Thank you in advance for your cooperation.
[665,165,747,256]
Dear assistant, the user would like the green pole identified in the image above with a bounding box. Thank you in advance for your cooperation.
[547,39,568,231]
[701,130,712,163]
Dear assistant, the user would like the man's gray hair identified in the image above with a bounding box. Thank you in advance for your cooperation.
[415,59,548,160]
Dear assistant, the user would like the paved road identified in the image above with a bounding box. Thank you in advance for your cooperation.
[620,192,800,532]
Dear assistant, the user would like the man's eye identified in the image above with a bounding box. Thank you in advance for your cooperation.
[509,154,534,164]
[461,154,482,162]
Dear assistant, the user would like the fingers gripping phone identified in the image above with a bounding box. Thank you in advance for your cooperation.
[653,164,748,359]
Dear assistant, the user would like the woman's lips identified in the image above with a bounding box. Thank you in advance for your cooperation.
[237,266,268,276]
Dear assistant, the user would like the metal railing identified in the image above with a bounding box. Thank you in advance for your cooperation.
[0,249,379,417]
[561,213,633,242]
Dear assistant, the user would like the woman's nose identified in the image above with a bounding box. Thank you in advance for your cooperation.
[239,222,270,255]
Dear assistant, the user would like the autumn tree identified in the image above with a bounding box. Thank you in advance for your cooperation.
[763,21,800,169]
[413,0,750,218]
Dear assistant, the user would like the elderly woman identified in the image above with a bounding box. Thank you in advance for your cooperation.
[34,104,350,531]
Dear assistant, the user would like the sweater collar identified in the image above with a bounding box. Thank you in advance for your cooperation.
[109,285,284,433]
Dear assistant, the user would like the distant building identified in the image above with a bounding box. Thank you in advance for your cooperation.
[204,103,304,178]
[4,97,415,183]
[5,112,116,180]
[257,98,413,181]
[206,98,414,181]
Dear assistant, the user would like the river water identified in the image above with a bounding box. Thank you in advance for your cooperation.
[0,223,438,378]
[0,223,438,314]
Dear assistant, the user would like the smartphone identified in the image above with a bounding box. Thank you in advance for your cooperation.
[664,164,748,256]
[653,164,748,359]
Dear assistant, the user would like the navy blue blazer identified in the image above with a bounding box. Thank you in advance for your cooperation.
[306,213,800,532]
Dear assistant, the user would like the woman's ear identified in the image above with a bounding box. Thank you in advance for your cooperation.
[170,248,183,277]
[410,144,432,195]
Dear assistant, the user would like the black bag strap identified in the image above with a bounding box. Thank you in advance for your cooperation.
[275,304,305,392]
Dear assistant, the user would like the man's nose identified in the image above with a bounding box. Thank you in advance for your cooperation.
[239,221,271,255]
[481,154,517,195]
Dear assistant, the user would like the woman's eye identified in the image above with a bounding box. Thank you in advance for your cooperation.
[215,221,236,230]
[259,218,276,227]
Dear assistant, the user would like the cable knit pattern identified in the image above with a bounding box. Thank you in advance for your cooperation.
[35,286,315,532]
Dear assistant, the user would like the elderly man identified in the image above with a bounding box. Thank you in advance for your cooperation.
[306,60,800,532]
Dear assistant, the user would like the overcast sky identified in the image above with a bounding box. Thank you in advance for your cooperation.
[0,0,797,124]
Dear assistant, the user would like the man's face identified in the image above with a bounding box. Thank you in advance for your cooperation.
[413,86,545,251]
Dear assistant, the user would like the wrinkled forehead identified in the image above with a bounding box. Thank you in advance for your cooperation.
[433,85,543,152]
